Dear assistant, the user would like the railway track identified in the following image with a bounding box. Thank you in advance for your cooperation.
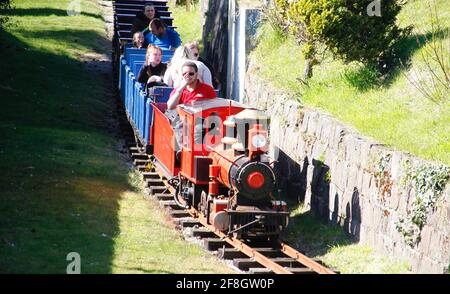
[118,115,336,274]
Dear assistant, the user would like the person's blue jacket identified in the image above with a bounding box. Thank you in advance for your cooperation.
[145,28,181,50]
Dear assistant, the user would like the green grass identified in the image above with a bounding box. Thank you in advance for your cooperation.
[252,0,450,165]
[283,205,411,274]
[111,171,233,274]
[0,0,231,273]
[321,245,411,274]
[170,1,202,45]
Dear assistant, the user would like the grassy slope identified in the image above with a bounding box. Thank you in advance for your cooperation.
[0,0,231,273]
[252,0,449,165]
[283,206,411,274]
[171,1,202,45]
[252,2,450,273]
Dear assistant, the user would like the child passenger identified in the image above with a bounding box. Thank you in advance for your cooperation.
[132,32,147,49]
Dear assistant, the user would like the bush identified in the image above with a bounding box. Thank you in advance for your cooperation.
[268,0,411,77]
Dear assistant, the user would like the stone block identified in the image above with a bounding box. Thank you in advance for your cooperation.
[304,185,312,208]
[337,137,347,161]
[368,143,385,169]
[417,256,442,274]
[382,235,395,252]
[295,135,306,156]
[306,164,315,186]
[327,123,338,152]
[283,127,298,155]
[346,164,359,191]
[418,225,433,257]
[390,151,405,180]
[361,171,372,198]
[311,140,327,161]
[343,135,355,162]
[387,185,401,211]
[306,111,319,136]
[329,186,338,210]
[285,99,301,127]
[352,137,364,167]
[359,224,368,244]
[428,231,442,261]
[300,111,310,133]
[356,168,364,191]
[397,188,411,215]
[340,161,351,190]
[314,116,325,140]
[392,241,405,259]
[319,116,333,142]
[325,145,335,163]
[360,140,375,171]
[361,201,372,227]
[373,208,383,232]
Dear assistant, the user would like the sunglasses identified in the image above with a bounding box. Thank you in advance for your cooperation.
[183,72,195,76]
[193,53,199,57]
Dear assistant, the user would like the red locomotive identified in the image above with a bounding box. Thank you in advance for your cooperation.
[151,98,289,240]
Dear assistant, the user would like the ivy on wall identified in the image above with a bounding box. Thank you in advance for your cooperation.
[396,161,449,246]
[374,153,394,201]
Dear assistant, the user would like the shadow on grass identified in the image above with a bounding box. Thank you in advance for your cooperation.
[0,27,126,273]
[19,28,110,54]
[0,29,112,131]
[2,7,103,20]
[344,29,448,91]
[282,208,354,258]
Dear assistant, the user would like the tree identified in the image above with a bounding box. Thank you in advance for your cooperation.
[269,0,410,80]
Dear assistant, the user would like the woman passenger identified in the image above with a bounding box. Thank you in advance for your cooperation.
[185,41,218,88]
[163,45,212,88]
[137,45,168,90]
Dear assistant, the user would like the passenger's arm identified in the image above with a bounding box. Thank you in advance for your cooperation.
[148,75,163,83]
[167,87,183,110]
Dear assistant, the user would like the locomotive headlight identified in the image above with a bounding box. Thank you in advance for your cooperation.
[251,134,267,148]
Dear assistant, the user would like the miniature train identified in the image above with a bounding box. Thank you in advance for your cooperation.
[114,0,289,240]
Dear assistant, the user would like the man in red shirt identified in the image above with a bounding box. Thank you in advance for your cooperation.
[167,61,216,110]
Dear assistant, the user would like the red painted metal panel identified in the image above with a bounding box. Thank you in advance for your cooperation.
[151,102,179,176]
[178,104,246,183]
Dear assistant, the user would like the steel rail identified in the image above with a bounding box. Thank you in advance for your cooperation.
[278,242,336,274]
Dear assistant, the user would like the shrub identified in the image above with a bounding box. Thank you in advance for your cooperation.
[267,0,411,78]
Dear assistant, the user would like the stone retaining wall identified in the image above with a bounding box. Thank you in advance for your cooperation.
[244,57,450,273]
